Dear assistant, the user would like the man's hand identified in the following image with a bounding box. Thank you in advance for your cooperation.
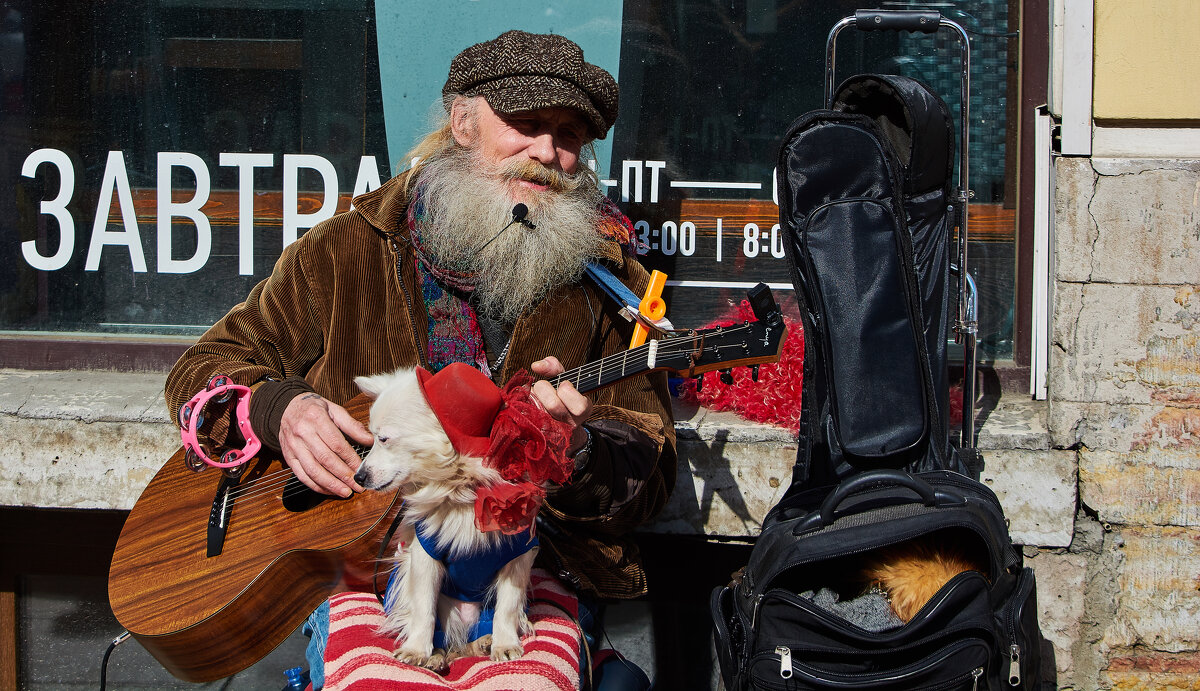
[530,356,592,455]
[279,392,373,496]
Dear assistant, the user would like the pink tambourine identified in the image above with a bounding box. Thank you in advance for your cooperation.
[178,375,262,472]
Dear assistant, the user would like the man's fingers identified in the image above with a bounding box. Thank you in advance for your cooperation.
[530,356,565,377]
[531,377,592,431]
[290,421,364,495]
[280,394,365,496]
[311,445,364,495]
[288,458,317,493]
[329,403,373,448]
[312,423,366,493]
[285,450,354,497]
[556,379,591,419]
[532,379,567,418]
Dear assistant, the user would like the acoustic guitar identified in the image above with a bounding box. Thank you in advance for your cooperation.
[108,284,786,682]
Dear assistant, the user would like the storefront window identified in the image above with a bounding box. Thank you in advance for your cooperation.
[610,0,1015,359]
[4,1,388,337]
[2,0,1016,360]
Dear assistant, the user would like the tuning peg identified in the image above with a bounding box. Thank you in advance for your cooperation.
[751,364,760,382]
[694,373,703,392]
[720,369,734,385]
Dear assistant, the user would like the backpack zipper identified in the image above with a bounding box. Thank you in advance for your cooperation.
[775,646,793,679]
[1005,568,1036,686]
[1008,644,1021,686]
[755,641,988,690]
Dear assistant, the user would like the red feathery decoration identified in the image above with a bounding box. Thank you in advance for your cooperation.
[678,299,806,433]
[474,371,574,534]
[474,481,546,535]
[485,370,574,485]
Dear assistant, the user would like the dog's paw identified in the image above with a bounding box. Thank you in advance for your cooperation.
[445,635,491,664]
[392,647,424,666]
[490,640,524,662]
[393,646,448,673]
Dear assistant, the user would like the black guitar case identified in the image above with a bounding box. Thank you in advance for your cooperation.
[777,72,972,497]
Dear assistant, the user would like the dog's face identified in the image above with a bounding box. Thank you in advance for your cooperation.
[352,368,457,491]
[352,367,499,495]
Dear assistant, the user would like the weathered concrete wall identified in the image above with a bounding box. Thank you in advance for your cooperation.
[0,370,177,509]
[1050,157,1200,690]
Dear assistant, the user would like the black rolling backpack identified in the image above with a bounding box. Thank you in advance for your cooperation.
[711,10,1045,689]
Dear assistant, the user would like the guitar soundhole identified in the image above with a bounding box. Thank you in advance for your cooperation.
[279,445,367,512]
[281,476,331,512]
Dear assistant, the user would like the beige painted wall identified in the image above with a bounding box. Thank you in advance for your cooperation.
[1094,0,1200,121]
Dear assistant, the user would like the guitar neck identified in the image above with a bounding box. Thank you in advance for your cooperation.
[552,285,786,395]
[549,341,662,394]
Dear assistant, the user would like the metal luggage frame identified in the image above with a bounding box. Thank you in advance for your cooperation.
[824,9,980,451]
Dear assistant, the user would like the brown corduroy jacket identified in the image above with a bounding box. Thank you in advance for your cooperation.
[164,172,677,599]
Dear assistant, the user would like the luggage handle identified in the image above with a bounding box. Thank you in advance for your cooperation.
[796,469,966,533]
[853,9,941,33]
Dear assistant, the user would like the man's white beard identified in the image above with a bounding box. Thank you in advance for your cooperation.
[415,146,606,324]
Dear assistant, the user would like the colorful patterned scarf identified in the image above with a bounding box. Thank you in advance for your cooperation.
[406,184,639,376]
[407,191,491,376]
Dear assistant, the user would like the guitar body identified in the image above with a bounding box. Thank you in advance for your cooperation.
[108,396,400,682]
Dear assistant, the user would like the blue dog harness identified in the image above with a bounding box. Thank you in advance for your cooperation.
[385,522,538,648]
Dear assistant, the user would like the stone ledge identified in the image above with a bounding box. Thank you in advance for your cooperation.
[0,369,169,423]
[977,393,1051,451]
[980,448,1077,547]
[0,370,1072,544]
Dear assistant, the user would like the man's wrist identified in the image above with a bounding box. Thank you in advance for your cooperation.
[249,376,316,451]
[569,425,593,473]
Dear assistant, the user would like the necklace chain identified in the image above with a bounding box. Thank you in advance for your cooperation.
[492,337,513,372]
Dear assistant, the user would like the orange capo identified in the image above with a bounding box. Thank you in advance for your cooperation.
[630,270,668,349]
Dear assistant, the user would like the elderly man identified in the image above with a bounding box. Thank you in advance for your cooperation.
[166,30,673,689]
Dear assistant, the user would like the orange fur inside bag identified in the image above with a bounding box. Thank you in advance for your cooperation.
[861,536,989,622]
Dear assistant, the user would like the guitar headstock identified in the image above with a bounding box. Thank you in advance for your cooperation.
[651,283,786,378]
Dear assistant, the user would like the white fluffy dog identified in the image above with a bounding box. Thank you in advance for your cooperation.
[352,365,548,673]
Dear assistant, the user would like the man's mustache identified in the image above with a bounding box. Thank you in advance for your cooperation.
[497,159,586,194]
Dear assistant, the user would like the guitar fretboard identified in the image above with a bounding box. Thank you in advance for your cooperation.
[550,340,664,394]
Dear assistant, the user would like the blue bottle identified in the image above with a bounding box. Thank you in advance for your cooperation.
[282,666,310,690]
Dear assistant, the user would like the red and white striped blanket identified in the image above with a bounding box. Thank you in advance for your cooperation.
[322,569,581,690]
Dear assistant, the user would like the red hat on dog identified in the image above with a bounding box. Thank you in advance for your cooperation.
[415,362,503,458]
[412,362,576,534]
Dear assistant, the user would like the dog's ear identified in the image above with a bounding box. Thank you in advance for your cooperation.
[354,373,390,400]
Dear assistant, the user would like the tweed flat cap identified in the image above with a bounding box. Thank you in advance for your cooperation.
[443,30,619,140]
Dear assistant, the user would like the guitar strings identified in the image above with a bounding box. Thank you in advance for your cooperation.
[217,443,375,506]
[222,446,369,503]
[557,323,755,388]
[210,322,762,505]
[551,322,757,389]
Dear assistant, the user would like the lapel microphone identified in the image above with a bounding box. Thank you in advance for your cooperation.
[480,204,537,251]
[511,203,537,230]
